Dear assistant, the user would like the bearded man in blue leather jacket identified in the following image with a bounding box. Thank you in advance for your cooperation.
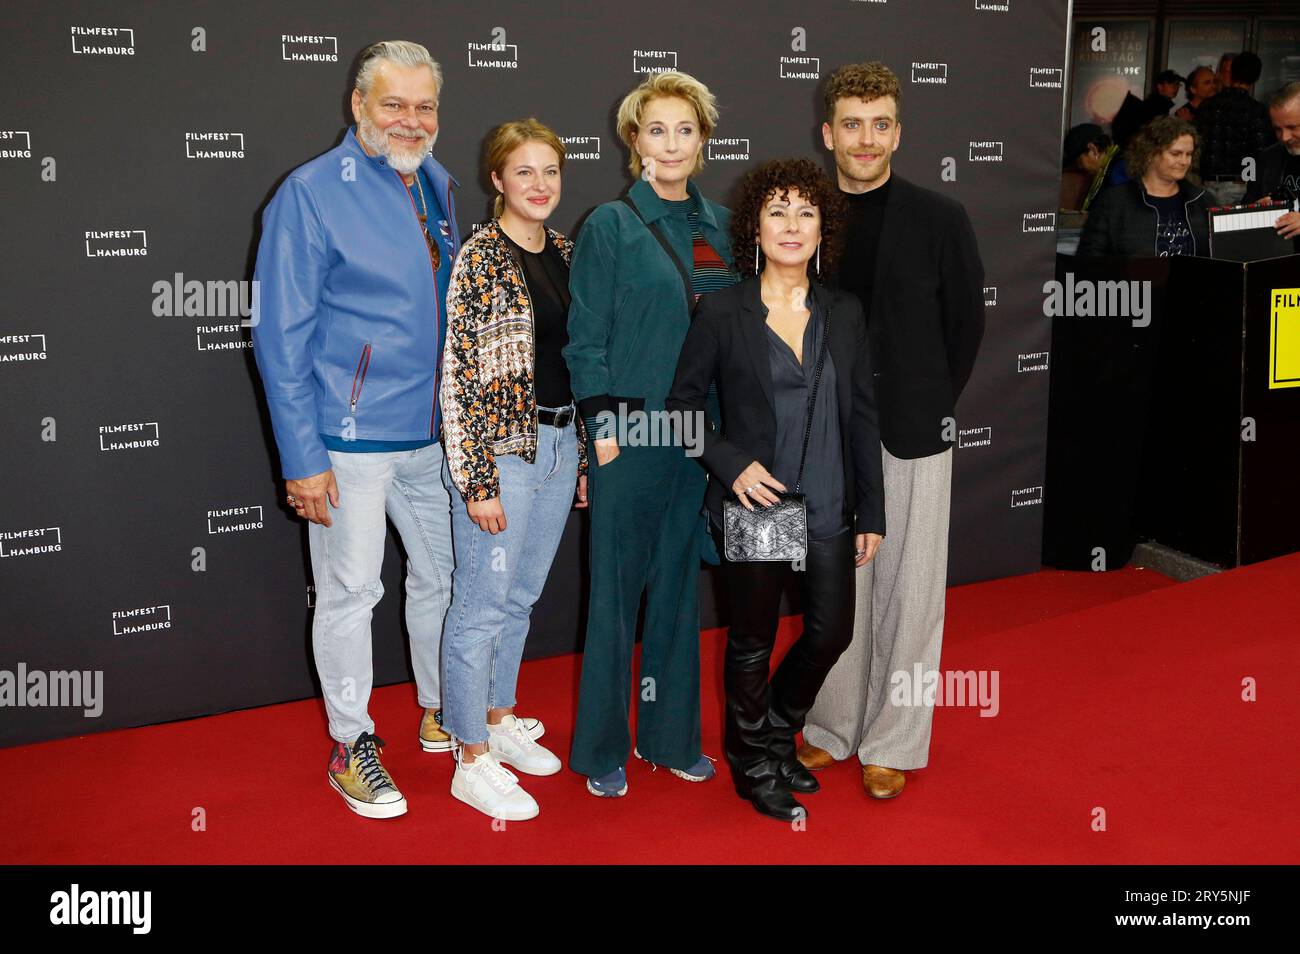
[252,40,541,819]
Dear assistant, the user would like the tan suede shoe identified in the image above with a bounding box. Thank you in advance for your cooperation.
[796,742,835,771]
[862,764,906,799]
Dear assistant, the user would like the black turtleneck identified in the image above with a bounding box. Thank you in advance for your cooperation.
[835,176,893,322]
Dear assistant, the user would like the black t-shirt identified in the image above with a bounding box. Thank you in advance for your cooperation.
[1280,152,1300,200]
[501,230,573,409]
[836,177,893,322]
[1148,193,1194,257]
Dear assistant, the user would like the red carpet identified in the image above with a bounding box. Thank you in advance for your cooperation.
[3,560,1296,864]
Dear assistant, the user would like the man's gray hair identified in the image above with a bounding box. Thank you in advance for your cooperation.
[355,41,443,99]
[1269,81,1300,111]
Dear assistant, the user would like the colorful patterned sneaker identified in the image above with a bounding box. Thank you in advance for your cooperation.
[586,765,628,798]
[420,708,544,753]
[451,750,539,821]
[634,747,717,782]
[327,732,408,819]
[487,715,562,776]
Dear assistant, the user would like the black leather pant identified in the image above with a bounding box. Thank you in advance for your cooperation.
[714,525,856,787]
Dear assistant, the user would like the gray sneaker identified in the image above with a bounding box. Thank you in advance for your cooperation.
[635,747,716,782]
[586,765,629,798]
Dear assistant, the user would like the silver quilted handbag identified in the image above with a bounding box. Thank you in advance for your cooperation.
[722,308,831,562]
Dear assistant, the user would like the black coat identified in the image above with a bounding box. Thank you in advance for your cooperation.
[666,276,886,537]
[1077,179,1211,258]
[1245,141,1295,203]
[840,175,986,459]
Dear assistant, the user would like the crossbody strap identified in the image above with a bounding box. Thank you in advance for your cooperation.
[620,194,695,311]
[793,303,832,495]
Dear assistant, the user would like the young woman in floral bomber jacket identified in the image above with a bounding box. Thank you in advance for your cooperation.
[438,119,588,822]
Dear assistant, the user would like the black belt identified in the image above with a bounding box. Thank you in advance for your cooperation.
[537,405,575,428]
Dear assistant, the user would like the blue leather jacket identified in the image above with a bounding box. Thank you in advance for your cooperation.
[251,127,460,480]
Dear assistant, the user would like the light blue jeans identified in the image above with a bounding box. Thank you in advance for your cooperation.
[308,442,455,744]
[441,417,579,745]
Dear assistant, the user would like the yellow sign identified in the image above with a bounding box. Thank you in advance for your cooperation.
[1270,288,1300,389]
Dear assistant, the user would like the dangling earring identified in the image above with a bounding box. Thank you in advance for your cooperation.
[754,241,760,276]
[815,243,821,277]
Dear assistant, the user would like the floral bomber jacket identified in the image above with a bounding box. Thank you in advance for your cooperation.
[440,220,588,501]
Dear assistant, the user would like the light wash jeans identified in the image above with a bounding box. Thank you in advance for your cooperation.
[308,442,455,744]
[441,416,579,745]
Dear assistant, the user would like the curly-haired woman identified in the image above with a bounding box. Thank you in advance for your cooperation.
[1078,116,1209,257]
[666,158,885,821]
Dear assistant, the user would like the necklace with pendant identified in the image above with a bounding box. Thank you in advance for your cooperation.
[412,174,441,271]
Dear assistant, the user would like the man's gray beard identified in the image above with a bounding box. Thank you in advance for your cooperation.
[358,115,434,175]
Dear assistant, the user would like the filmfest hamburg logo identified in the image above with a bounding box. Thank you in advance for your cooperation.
[0,130,32,159]
[185,132,245,159]
[561,137,600,160]
[975,0,1010,11]
[969,141,1003,162]
[85,230,147,258]
[1012,486,1043,508]
[112,605,171,635]
[99,422,160,451]
[207,506,264,534]
[911,62,948,84]
[780,56,819,80]
[984,286,998,306]
[958,426,992,449]
[634,49,677,74]
[708,138,751,161]
[0,527,62,558]
[1030,67,1064,89]
[1023,212,1056,233]
[1,334,47,362]
[282,35,338,62]
[71,26,135,55]
[468,29,518,68]
[1018,352,1049,373]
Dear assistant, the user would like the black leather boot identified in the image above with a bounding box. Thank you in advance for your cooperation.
[732,756,807,821]
[766,530,858,795]
[767,712,820,794]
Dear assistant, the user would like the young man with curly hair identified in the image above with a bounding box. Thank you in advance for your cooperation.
[797,61,986,801]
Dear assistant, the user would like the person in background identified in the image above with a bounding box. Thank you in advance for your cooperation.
[564,71,737,798]
[1060,124,1118,211]
[439,119,587,821]
[1216,53,1235,93]
[1077,116,1209,258]
[667,158,884,822]
[1245,82,1300,247]
[1148,70,1183,118]
[1197,52,1273,203]
[1175,66,1218,123]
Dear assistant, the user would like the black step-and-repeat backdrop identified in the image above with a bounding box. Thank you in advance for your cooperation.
[0,0,1068,746]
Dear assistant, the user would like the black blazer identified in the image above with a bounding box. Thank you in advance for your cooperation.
[847,176,986,459]
[666,276,886,537]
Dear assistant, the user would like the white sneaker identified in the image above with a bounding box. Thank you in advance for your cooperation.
[488,714,562,776]
[450,750,539,821]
